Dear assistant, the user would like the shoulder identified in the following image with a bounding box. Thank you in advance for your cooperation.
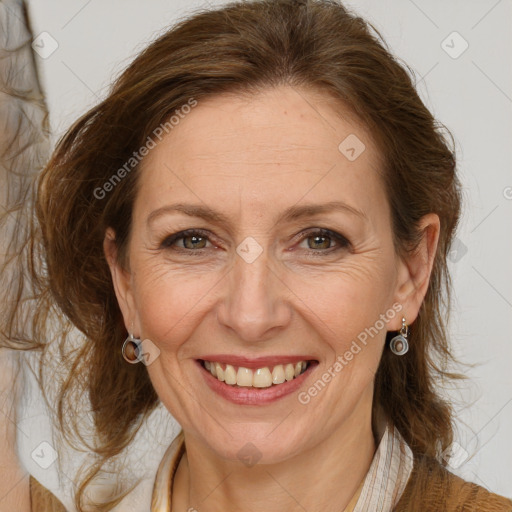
[394,455,512,512]
[0,349,31,511]
[29,476,67,512]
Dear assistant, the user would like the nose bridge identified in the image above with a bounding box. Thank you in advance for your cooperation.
[216,243,290,341]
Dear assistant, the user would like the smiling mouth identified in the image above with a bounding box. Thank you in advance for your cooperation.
[199,359,317,388]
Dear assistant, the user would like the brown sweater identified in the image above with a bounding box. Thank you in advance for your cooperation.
[394,455,512,512]
[30,456,512,511]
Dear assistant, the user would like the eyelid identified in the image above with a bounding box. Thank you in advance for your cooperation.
[160,228,214,249]
[159,227,351,252]
[293,227,351,251]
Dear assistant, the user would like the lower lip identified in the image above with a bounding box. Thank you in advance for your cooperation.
[196,360,318,405]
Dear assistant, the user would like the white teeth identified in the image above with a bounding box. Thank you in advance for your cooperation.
[203,360,310,388]
[215,362,225,382]
[271,364,285,384]
[224,364,237,385]
[284,363,295,381]
[236,367,253,387]
[253,368,273,388]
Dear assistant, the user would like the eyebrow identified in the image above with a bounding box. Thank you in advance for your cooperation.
[146,200,367,228]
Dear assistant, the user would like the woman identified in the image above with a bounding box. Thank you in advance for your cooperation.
[2,0,511,510]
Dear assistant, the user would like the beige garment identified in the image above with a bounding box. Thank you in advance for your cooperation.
[29,422,512,511]
[151,418,413,512]
[343,479,365,512]
[149,423,512,512]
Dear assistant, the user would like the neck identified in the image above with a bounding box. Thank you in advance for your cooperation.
[172,390,378,512]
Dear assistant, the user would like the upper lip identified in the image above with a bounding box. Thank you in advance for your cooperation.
[198,355,317,369]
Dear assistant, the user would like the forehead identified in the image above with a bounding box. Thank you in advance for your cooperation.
[135,85,388,225]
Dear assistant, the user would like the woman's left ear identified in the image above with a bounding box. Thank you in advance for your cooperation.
[392,213,440,328]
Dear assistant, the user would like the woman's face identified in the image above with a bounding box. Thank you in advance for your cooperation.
[108,85,431,463]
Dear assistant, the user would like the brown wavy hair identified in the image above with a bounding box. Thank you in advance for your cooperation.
[1,0,465,510]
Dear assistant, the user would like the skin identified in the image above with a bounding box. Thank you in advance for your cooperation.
[105,85,439,512]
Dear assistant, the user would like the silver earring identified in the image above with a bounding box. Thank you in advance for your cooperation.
[389,317,409,356]
[122,333,142,364]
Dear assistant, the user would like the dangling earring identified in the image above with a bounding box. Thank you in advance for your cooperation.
[389,317,409,356]
[122,332,142,364]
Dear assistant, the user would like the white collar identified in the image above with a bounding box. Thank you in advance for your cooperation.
[151,418,414,512]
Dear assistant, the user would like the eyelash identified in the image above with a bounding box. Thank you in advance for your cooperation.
[159,228,351,256]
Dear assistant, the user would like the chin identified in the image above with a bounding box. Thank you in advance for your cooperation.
[200,424,311,466]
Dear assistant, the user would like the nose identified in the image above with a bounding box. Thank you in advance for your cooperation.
[215,246,292,343]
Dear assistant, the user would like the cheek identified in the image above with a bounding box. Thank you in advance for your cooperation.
[129,233,398,358]
[131,258,222,350]
[287,253,397,354]
[293,250,397,312]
